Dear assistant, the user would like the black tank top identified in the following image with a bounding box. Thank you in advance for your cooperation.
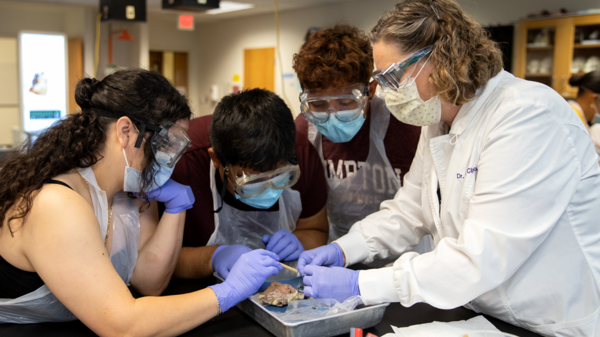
[0,179,73,299]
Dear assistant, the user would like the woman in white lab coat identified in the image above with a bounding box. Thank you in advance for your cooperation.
[297,1,600,336]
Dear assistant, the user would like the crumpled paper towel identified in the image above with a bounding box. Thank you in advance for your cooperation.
[382,315,500,337]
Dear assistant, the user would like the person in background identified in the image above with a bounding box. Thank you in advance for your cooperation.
[293,24,433,257]
[569,70,600,165]
[0,69,282,334]
[171,88,329,280]
[298,1,600,336]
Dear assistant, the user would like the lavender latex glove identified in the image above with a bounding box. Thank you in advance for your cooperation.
[136,179,194,214]
[209,250,282,313]
[212,245,252,279]
[303,265,360,303]
[262,230,304,261]
[297,243,344,274]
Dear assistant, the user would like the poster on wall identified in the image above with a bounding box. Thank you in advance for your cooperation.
[18,32,68,136]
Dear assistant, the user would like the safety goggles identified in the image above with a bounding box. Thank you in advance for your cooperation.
[150,122,192,168]
[228,165,301,198]
[96,109,191,168]
[299,83,369,124]
[371,45,433,91]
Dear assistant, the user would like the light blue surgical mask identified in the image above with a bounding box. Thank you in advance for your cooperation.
[123,148,174,193]
[315,109,366,143]
[234,187,283,209]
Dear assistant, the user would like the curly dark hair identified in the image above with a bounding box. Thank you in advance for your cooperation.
[293,24,374,91]
[0,69,192,234]
[370,0,503,105]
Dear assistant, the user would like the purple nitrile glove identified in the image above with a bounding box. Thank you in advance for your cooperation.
[262,230,304,262]
[302,265,360,302]
[209,249,282,313]
[212,245,252,279]
[136,179,195,214]
[297,243,344,275]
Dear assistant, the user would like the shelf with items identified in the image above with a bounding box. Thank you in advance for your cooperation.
[526,45,554,50]
[516,14,600,100]
[574,43,600,49]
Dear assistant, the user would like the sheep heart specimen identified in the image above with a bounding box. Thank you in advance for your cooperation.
[258,282,299,307]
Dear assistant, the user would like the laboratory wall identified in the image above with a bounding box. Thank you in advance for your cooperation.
[0,0,96,145]
[147,13,200,114]
[193,0,600,116]
[1,0,600,140]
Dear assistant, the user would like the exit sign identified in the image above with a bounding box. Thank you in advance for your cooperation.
[178,15,194,31]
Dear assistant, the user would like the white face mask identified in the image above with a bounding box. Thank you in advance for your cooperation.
[123,148,174,193]
[383,54,442,127]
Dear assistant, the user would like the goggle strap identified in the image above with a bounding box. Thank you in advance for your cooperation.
[134,123,146,148]
[212,167,229,214]
[414,52,433,81]
[93,109,163,148]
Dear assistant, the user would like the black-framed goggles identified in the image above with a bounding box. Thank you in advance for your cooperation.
[95,109,191,168]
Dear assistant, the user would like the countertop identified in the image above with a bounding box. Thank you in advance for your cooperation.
[0,275,542,337]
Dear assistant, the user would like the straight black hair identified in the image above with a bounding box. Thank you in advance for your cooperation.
[569,70,600,97]
[210,89,297,172]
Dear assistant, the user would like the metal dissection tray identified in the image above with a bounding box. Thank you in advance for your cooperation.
[215,263,389,337]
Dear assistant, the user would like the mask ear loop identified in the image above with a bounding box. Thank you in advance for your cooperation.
[212,166,230,214]
[399,51,433,90]
[122,148,130,168]
[450,134,458,145]
[413,52,433,82]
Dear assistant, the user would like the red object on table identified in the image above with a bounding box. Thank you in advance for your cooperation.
[350,328,363,337]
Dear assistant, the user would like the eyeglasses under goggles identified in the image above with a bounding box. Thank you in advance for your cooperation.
[299,83,369,124]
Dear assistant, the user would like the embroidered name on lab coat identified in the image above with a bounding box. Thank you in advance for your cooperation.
[457,167,478,179]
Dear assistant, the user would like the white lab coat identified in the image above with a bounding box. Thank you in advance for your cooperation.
[591,124,600,166]
[335,71,600,337]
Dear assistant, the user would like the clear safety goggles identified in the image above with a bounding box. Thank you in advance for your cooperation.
[371,45,433,91]
[95,109,191,168]
[228,165,301,198]
[150,122,192,168]
[299,83,369,124]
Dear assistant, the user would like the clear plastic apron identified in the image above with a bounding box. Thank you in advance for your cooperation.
[206,161,302,249]
[0,167,140,323]
[309,96,433,254]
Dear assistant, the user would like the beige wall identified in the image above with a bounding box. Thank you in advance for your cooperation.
[0,37,18,145]
[147,13,200,115]
[0,0,97,145]
[1,0,599,128]
[193,0,600,116]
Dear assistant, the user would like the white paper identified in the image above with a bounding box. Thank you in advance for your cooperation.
[389,316,500,337]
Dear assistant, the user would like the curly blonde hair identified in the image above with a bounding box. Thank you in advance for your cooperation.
[370,0,503,105]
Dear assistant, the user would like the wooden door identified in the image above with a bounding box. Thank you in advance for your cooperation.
[68,38,83,114]
[174,52,188,96]
[244,48,275,92]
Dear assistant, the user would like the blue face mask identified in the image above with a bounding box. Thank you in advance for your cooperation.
[123,149,175,193]
[314,110,366,143]
[234,187,283,209]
